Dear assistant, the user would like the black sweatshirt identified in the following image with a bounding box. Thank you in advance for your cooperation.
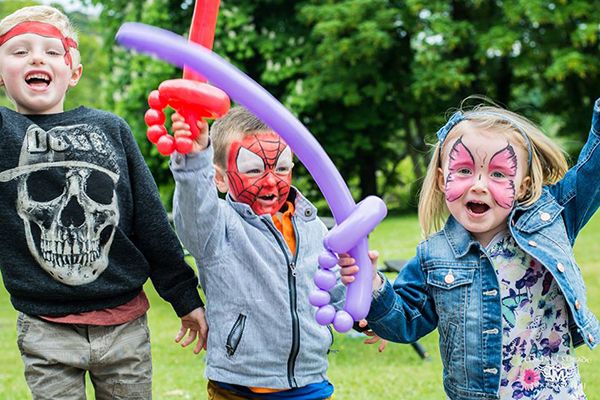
[0,106,203,317]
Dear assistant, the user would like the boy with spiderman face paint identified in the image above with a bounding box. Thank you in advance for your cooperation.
[170,106,343,399]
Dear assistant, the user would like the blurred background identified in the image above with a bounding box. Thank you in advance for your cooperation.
[3,0,599,216]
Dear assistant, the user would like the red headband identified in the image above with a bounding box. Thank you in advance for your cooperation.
[0,21,78,68]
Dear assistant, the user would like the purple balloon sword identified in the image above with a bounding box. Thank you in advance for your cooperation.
[116,23,387,332]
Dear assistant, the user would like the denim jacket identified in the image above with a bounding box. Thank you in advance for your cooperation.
[170,144,344,389]
[367,99,600,400]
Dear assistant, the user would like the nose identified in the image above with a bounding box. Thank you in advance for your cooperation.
[469,174,489,194]
[264,172,277,187]
[28,50,46,65]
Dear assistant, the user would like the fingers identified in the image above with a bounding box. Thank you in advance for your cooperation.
[368,250,379,263]
[341,275,355,285]
[378,340,388,353]
[181,329,198,348]
[175,326,187,343]
[197,119,209,135]
[194,335,204,354]
[340,265,359,276]
[359,319,368,329]
[336,254,355,266]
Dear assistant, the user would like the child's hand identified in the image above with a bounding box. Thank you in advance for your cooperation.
[171,112,209,152]
[175,306,209,354]
[338,250,383,291]
[358,319,388,352]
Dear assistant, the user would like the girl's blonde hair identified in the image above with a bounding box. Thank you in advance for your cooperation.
[418,101,569,237]
[0,6,80,65]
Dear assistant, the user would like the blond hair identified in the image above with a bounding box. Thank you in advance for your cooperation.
[210,106,273,168]
[418,102,569,237]
[0,6,80,65]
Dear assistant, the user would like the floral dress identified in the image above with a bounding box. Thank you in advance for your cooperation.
[487,231,586,400]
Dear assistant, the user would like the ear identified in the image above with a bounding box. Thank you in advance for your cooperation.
[517,176,531,199]
[69,64,83,87]
[437,167,446,193]
[214,165,229,194]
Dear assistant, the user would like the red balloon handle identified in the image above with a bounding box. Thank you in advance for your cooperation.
[145,79,230,155]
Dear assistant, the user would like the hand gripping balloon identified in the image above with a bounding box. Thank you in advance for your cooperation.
[116,24,387,332]
[144,0,230,155]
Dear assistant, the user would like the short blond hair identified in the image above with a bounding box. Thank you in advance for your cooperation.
[0,6,80,65]
[418,102,569,237]
[210,106,274,168]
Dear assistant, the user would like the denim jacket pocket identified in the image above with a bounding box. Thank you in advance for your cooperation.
[226,313,247,357]
[426,267,475,329]
[516,200,564,234]
[427,267,475,290]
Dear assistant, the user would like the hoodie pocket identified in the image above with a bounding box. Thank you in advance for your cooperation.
[226,313,247,357]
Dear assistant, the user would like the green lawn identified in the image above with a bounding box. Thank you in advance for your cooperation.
[1,212,600,399]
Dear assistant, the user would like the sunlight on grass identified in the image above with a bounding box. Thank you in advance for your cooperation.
[1,212,599,399]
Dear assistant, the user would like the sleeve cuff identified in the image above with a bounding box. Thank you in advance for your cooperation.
[367,274,397,322]
[169,140,213,172]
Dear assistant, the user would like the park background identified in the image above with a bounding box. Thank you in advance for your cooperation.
[1,0,600,398]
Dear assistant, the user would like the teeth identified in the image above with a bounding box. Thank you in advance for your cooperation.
[26,73,50,81]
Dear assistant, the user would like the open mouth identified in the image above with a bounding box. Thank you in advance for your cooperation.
[467,201,490,215]
[25,72,52,89]
[258,194,276,202]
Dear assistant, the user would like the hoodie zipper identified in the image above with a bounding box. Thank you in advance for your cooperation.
[261,216,300,388]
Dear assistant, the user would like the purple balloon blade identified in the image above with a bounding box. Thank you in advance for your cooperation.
[324,196,387,254]
[116,22,387,325]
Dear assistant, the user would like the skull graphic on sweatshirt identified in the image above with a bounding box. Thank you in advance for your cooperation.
[0,124,120,285]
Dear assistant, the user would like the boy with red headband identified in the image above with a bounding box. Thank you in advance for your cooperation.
[170,106,342,400]
[0,6,207,398]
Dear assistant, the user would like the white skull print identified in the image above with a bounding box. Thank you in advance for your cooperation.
[0,124,121,285]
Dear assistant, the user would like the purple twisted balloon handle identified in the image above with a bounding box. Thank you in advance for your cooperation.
[116,23,387,332]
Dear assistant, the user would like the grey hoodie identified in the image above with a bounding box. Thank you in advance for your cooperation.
[170,144,344,389]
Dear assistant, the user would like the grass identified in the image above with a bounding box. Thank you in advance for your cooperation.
[1,212,600,399]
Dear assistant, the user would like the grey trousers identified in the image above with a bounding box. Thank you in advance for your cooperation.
[16,312,153,400]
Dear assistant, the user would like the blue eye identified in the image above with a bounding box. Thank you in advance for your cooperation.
[457,168,472,175]
[491,171,505,179]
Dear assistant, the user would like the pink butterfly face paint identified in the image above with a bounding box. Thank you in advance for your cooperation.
[445,137,476,202]
[444,136,520,209]
[487,144,518,209]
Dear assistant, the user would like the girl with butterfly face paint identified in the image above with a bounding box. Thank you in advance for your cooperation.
[338,100,600,400]
[438,125,530,247]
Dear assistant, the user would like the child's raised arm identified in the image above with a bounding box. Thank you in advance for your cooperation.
[549,98,600,242]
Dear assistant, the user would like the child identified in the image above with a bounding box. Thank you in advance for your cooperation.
[0,6,207,399]
[170,106,343,399]
[338,100,600,399]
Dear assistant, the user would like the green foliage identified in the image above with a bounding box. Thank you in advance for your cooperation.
[6,0,600,212]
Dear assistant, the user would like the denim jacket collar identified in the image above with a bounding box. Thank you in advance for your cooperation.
[443,216,479,258]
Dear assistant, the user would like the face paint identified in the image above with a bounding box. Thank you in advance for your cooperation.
[445,136,519,209]
[0,22,78,68]
[226,133,292,215]
[487,144,518,209]
[445,137,476,202]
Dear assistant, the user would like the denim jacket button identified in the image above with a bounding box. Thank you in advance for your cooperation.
[528,240,538,247]
[575,300,581,310]
[444,270,455,284]
[557,262,565,273]
[540,212,551,221]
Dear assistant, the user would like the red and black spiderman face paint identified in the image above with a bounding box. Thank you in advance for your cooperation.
[226,133,293,215]
[445,136,518,209]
